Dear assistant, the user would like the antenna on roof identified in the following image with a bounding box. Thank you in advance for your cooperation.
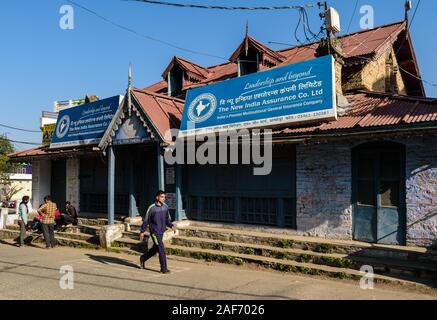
[128,63,132,116]
[245,18,249,56]
[128,63,132,89]
[405,0,412,26]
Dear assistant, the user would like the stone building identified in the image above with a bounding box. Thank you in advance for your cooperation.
[9,21,437,248]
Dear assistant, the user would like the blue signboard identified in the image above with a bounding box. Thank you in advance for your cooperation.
[180,55,337,136]
[50,96,122,149]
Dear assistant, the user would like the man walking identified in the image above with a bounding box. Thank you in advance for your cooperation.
[17,196,30,247]
[37,195,57,249]
[139,190,176,274]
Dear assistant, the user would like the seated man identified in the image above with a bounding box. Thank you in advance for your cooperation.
[64,201,78,226]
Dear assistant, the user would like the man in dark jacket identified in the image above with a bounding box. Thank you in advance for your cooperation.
[139,190,176,273]
[64,201,78,226]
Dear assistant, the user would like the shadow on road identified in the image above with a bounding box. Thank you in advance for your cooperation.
[85,254,141,269]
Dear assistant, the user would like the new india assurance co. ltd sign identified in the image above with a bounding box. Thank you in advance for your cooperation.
[180,55,337,136]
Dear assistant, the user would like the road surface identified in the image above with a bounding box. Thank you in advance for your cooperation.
[0,240,435,300]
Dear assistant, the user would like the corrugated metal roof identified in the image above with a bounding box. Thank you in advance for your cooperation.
[145,21,407,93]
[132,88,184,141]
[277,92,437,135]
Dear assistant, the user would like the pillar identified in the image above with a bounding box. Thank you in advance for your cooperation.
[157,143,164,191]
[66,158,80,211]
[107,146,115,225]
[129,157,137,217]
[175,164,186,221]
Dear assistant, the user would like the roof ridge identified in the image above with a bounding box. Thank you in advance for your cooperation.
[175,56,209,72]
[353,90,437,103]
[133,88,185,103]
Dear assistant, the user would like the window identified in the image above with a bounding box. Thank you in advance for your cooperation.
[385,53,398,93]
[238,48,259,77]
[167,65,184,97]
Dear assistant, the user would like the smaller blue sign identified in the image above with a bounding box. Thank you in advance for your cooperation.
[50,96,122,149]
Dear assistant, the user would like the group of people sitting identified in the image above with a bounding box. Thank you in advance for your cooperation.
[17,195,78,248]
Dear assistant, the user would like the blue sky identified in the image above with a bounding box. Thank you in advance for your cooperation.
[0,0,436,150]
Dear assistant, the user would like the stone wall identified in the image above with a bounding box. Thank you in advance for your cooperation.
[295,137,437,247]
[295,141,353,240]
[342,47,407,95]
[403,136,437,247]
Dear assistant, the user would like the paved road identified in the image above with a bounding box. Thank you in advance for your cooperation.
[0,240,435,300]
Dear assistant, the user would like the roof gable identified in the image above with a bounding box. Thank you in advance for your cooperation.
[229,35,286,67]
[162,56,210,83]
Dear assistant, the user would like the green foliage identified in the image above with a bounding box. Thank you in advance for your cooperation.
[300,254,313,263]
[245,247,255,255]
[315,243,333,254]
[0,136,19,199]
[277,239,294,248]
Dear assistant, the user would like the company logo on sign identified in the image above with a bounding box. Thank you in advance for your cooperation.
[56,115,71,139]
[187,93,217,123]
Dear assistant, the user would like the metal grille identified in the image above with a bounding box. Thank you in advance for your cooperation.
[241,197,277,226]
[80,193,129,214]
[202,197,234,222]
[284,198,297,229]
[185,196,198,220]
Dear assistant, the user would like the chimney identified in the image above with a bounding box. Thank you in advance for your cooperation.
[316,37,344,95]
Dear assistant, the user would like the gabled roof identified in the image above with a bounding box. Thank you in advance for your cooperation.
[145,20,424,97]
[277,21,408,66]
[229,35,286,66]
[131,88,184,143]
[162,56,210,83]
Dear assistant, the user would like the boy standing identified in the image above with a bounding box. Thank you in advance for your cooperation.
[37,195,57,249]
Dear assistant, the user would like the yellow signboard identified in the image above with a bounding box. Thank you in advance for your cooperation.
[42,123,55,146]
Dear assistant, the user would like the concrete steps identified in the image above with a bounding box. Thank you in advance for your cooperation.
[177,225,437,264]
[105,224,437,290]
[0,228,100,249]
[0,221,101,249]
[172,235,437,280]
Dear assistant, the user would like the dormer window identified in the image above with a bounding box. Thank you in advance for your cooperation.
[237,48,259,77]
[168,65,184,97]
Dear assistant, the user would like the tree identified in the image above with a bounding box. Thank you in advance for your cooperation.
[0,136,19,201]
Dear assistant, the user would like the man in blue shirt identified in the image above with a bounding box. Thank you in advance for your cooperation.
[139,190,176,273]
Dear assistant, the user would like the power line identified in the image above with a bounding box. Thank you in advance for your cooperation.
[398,66,437,88]
[0,123,40,133]
[0,136,40,146]
[124,0,319,10]
[346,0,359,34]
[67,0,228,61]
[352,54,437,89]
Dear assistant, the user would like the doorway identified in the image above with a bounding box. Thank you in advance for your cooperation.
[352,142,406,245]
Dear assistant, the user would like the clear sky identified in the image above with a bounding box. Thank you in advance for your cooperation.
[1,0,436,150]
